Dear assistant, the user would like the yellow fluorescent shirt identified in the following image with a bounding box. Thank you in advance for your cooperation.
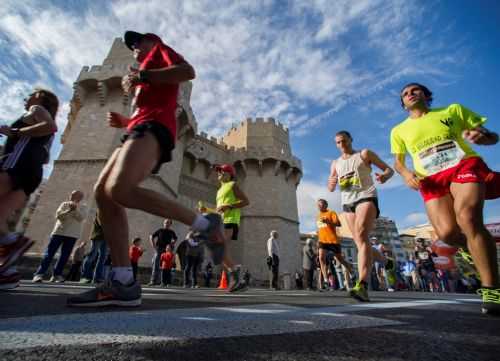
[390,103,486,177]
[216,181,241,225]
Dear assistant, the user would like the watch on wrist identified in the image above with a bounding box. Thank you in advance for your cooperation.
[138,70,149,83]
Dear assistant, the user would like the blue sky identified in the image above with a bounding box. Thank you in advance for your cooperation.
[0,0,499,232]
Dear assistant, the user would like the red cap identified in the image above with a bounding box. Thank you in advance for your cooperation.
[215,164,235,177]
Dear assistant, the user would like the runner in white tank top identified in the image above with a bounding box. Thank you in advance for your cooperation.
[327,130,394,302]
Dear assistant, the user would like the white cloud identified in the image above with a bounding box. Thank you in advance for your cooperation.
[0,0,463,141]
[0,80,32,123]
[401,212,429,228]
[297,178,341,232]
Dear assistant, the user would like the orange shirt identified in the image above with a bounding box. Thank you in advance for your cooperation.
[316,210,339,244]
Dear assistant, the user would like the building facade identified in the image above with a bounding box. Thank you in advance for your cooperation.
[370,216,405,263]
[25,38,303,281]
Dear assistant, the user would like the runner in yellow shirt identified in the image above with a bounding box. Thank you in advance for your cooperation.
[214,164,250,292]
[391,82,500,315]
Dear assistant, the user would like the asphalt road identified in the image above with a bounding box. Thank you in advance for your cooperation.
[1,282,499,361]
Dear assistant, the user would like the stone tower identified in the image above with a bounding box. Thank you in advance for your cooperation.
[26,38,302,282]
[220,119,303,278]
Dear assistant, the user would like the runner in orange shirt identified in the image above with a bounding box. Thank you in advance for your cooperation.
[316,199,353,289]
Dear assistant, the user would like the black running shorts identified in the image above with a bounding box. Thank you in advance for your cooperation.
[224,223,239,240]
[342,197,380,218]
[121,121,175,174]
[318,242,342,254]
[0,153,43,196]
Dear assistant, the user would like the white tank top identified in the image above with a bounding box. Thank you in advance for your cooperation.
[335,152,377,206]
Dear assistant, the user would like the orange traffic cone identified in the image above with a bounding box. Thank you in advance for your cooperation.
[218,271,228,289]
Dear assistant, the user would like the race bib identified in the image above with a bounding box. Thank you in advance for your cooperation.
[339,171,362,191]
[418,140,465,175]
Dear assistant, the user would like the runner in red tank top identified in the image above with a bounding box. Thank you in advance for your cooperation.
[67,31,224,308]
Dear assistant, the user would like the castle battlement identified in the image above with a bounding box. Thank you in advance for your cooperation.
[187,131,302,177]
[225,117,288,138]
[76,63,128,84]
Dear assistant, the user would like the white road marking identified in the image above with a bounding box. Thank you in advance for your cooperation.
[201,293,263,297]
[0,303,394,350]
[0,299,469,350]
[455,298,481,303]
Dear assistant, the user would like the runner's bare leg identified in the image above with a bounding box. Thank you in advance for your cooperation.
[451,182,499,287]
[344,202,377,283]
[0,172,27,237]
[425,195,467,249]
[99,133,208,267]
[222,228,235,269]
[318,247,329,283]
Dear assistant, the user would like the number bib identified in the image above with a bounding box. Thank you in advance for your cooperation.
[339,171,362,191]
[418,140,465,175]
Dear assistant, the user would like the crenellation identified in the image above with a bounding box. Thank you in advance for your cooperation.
[77,63,128,84]
[266,117,276,124]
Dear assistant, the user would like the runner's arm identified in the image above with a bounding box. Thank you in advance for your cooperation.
[149,234,156,249]
[463,126,499,146]
[327,160,338,192]
[331,212,341,227]
[231,184,250,209]
[394,154,420,191]
[142,62,195,84]
[9,105,57,137]
[107,112,130,128]
[363,149,394,184]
